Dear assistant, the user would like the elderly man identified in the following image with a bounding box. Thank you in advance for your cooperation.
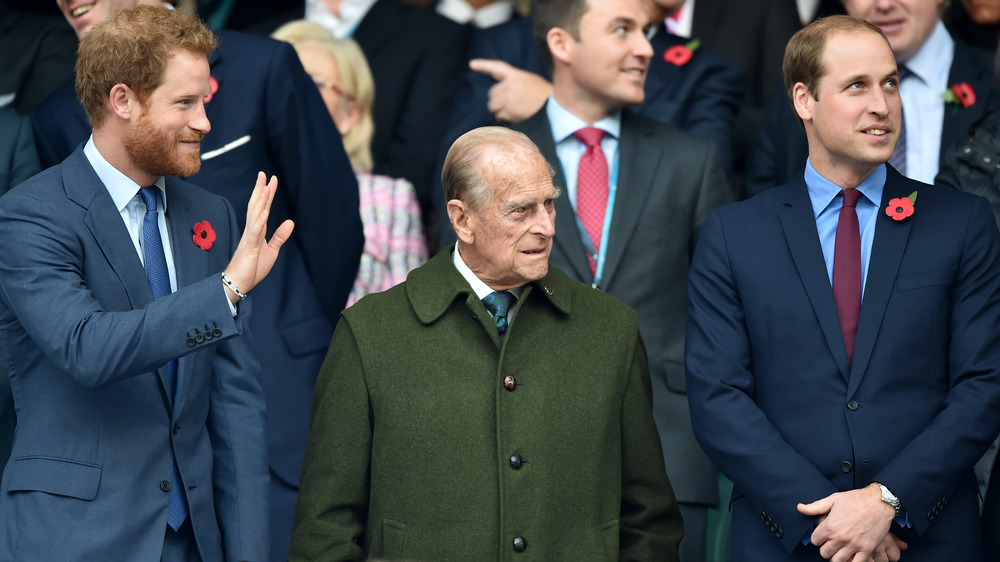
[687,15,1000,561]
[0,6,290,561]
[289,126,682,561]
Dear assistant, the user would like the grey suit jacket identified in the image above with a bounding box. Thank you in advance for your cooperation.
[514,106,734,506]
[0,148,268,561]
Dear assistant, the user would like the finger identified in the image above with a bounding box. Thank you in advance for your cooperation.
[469,58,512,80]
[267,220,295,253]
[486,84,504,114]
[798,499,832,516]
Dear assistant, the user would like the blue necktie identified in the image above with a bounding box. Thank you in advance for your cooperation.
[482,291,514,343]
[139,187,189,531]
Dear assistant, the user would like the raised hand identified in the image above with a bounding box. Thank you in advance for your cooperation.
[469,58,553,124]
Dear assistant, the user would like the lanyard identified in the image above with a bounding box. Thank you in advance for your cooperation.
[575,154,619,289]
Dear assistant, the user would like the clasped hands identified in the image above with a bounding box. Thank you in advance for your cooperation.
[222,171,294,305]
[797,483,908,562]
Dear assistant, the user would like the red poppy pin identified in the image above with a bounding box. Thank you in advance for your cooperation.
[664,39,700,67]
[204,76,219,103]
[885,191,917,222]
[942,83,975,110]
[192,220,216,250]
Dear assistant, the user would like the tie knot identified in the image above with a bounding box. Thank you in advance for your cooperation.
[482,291,514,319]
[840,189,862,208]
[574,127,606,148]
[139,187,159,213]
[898,65,912,81]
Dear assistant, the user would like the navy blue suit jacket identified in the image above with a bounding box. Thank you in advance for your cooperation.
[31,30,364,490]
[686,167,1000,559]
[0,148,268,561]
[745,39,1000,198]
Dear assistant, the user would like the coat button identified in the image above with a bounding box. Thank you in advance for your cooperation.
[503,375,516,391]
[512,536,527,552]
[212,328,222,338]
[840,461,853,473]
[847,400,859,411]
[509,454,523,469]
[160,480,171,493]
[186,337,195,347]
[775,529,784,539]
[204,330,214,341]
[195,332,204,344]
[172,423,180,435]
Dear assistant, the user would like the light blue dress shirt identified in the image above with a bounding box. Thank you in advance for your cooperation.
[805,159,884,298]
[899,21,953,184]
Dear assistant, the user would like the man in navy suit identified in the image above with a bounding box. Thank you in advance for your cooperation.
[34,2,364,559]
[687,16,1000,561]
[509,0,733,559]
[745,0,1000,198]
[0,6,291,559]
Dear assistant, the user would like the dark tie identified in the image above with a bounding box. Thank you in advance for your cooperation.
[888,66,909,174]
[482,291,514,343]
[832,189,863,367]
[574,127,608,274]
[139,187,189,530]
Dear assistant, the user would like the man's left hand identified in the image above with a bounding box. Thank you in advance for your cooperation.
[797,482,896,562]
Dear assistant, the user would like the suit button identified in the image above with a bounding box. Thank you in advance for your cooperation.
[510,454,523,469]
[760,511,767,520]
[172,423,180,435]
[503,375,516,391]
[840,461,853,473]
[512,536,527,552]
[195,332,204,344]
[187,337,195,347]
[775,529,784,539]
[204,330,214,341]
[847,400,859,411]
[212,328,222,338]
[769,523,778,532]
[160,480,171,493]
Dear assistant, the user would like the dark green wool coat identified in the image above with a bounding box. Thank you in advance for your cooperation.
[289,249,682,561]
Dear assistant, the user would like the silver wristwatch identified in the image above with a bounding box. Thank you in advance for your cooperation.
[877,483,901,516]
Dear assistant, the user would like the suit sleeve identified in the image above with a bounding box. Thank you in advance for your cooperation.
[0,188,243,388]
[209,201,270,562]
[871,196,1000,537]
[685,211,839,554]
[619,332,684,561]
[263,40,364,325]
[288,316,370,562]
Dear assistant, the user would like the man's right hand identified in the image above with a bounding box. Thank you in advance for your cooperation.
[223,171,294,304]
[867,532,907,562]
[469,59,552,124]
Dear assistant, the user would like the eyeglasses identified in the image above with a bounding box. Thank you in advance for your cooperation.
[312,77,355,102]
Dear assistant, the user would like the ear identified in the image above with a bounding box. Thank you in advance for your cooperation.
[447,199,476,245]
[336,100,364,136]
[109,83,139,121]
[547,27,574,67]
[792,82,814,123]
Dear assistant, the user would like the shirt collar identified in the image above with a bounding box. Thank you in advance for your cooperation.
[452,245,523,300]
[903,20,953,88]
[83,136,166,213]
[545,95,621,144]
[305,0,377,37]
[436,0,514,27]
[804,158,885,218]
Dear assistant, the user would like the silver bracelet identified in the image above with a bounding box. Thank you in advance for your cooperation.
[221,272,247,300]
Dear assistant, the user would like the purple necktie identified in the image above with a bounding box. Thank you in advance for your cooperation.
[833,189,862,367]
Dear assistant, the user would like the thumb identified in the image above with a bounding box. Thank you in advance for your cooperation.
[797,496,834,516]
[469,58,512,80]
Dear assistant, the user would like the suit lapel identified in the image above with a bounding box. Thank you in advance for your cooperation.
[848,169,913,395]
[940,42,996,162]
[777,178,852,379]
[164,179,208,414]
[514,109,592,282]
[601,112,660,289]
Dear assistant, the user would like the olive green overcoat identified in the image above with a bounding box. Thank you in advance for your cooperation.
[289,249,682,561]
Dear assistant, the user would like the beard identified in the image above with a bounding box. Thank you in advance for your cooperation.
[124,112,204,179]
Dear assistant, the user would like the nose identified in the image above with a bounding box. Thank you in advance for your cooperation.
[533,205,556,238]
[191,102,211,134]
[634,31,654,60]
[872,0,894,11]
[868,86,891,117]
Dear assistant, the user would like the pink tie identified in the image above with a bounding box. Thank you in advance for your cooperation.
[574,127,608,275]
[833,189,862,367]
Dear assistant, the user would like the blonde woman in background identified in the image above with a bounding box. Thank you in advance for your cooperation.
[274,22,428,307]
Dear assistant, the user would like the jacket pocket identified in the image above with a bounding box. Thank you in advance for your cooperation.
[6,456,102,500]
[382,518,409,560]
[599,519,619,559]
[895,268,954,292]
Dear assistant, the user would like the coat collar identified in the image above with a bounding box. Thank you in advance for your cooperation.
[406,246,572,325]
